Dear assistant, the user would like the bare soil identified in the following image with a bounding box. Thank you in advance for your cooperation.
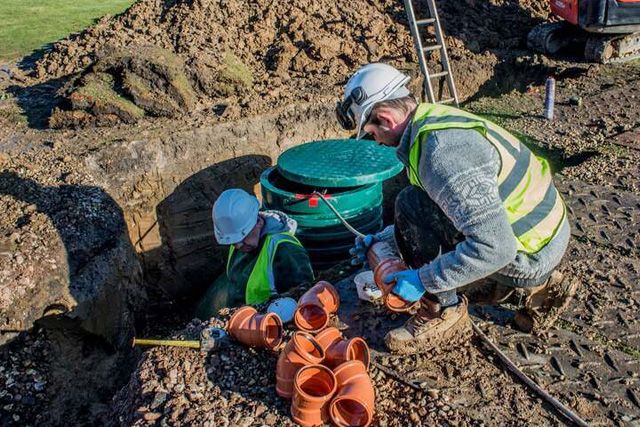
[18,0,559,127]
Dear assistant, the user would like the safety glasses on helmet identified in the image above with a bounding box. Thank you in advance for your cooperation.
[335,87,368,131]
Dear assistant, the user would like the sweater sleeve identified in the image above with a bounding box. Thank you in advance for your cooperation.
[416,128,518,294]
[272,242,315,294]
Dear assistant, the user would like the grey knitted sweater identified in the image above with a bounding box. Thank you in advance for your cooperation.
[376,126,570,295]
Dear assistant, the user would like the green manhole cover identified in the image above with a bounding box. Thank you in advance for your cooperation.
[277,139,403,187]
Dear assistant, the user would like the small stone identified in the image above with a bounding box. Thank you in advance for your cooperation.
[150,392,168,409]
[254,404,267,417]
[264,413,278,425]
[238,416,254,427]
[568,96,582,106]
[143,412,162,421]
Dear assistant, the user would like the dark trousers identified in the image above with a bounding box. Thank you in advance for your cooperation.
[394,186,461,306]
[393,186,548,307]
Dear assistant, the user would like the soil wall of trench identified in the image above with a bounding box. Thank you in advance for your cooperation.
[88,102,346,303]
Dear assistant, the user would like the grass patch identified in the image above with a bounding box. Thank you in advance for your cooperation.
[75,72,144,121]
[214,52,254,95]
[0,0,135,62]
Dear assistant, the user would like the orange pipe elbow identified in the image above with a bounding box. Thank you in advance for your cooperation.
[367,242,417,312]
[315,327,370,370]
[276,332,325,399]
[291,364,337,427]
[329,360,375,427]
[294,281,340,333]
[227,306,283,350]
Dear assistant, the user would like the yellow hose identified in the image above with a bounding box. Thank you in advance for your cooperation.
[133,338,200,349]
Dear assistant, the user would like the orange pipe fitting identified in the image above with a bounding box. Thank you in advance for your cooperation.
[227,306,283,350]
[294,281,340,332]
[315,327,370,369]
[329,360,375,427]
[276,331,325,399]
[291,364,337,427]
[367,242,417,312]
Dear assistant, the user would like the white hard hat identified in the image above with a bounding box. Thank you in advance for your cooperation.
[335,63,411,139]
[212,189,260,245]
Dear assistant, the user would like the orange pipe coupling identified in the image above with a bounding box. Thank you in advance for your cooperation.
[329,360,375,427]
[294,281,340,332]
[291,364,337,427]
[315,327,370,370]
[276,331,325,399]
[227,306,283,350]
[367,242,417,312]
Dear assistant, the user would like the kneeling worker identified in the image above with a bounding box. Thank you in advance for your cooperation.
[338,63,578,354]
[196,188,314,319]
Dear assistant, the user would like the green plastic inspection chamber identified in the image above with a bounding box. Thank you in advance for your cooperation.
[260,139,403,268]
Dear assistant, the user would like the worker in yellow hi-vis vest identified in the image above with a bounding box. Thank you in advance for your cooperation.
[336,63,578,355]
[195,189,314,319]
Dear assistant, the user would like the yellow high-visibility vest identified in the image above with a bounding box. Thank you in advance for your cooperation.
[407,103,566,254]
[227,232,303,304]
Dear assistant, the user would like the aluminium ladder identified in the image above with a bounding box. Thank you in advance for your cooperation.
[403,0,459,106]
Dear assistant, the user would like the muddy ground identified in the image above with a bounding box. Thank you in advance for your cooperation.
[1,0,640,425]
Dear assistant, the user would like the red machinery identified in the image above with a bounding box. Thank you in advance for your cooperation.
[528,0,640,62]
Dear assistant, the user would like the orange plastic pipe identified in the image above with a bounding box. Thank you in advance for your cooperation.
[314,327,370,369]
[276,332,325,399]
[227,306,283,350]
[329,360,375,427]
[294,281,340,332]
[367,242,417,312]
[291,364,337,427]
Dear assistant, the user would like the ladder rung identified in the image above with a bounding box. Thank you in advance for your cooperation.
[438,98,456,104]
[422,44,442,52]
[429,71,449,78]
[416,18,436,26]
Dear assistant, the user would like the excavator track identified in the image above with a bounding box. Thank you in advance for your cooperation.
[527,21,580,55]
[585,32,640,63]
[528,21,640,63]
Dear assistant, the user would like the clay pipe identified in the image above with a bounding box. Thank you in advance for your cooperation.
[227,306,283,350]
[294,281,340,333]
[329,360,375,427]
[291,364,337,427]
[367,242,417,312]
[315,327,370,369]
[276,332,325,399]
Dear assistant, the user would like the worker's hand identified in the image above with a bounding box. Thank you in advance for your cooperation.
[349,234,376,265]
[385,269,425,303]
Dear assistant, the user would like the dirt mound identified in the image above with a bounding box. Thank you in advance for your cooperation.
[31,0,551,127]
[50,45,199,128]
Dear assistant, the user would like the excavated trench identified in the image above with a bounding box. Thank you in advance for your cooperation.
[1,101,357,425]
[91,102,348,298]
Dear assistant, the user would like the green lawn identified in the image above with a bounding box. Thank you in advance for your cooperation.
[0,0,135,62]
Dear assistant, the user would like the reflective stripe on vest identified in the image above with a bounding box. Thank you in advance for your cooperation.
[407,103,566,254]
[227,232,303,305]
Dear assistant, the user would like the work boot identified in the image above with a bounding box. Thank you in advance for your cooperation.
[384,295,471,355]
[513,271,579,335]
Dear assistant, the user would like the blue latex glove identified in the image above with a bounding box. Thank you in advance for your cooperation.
[348,234,376,265]
[384,269,425,303]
